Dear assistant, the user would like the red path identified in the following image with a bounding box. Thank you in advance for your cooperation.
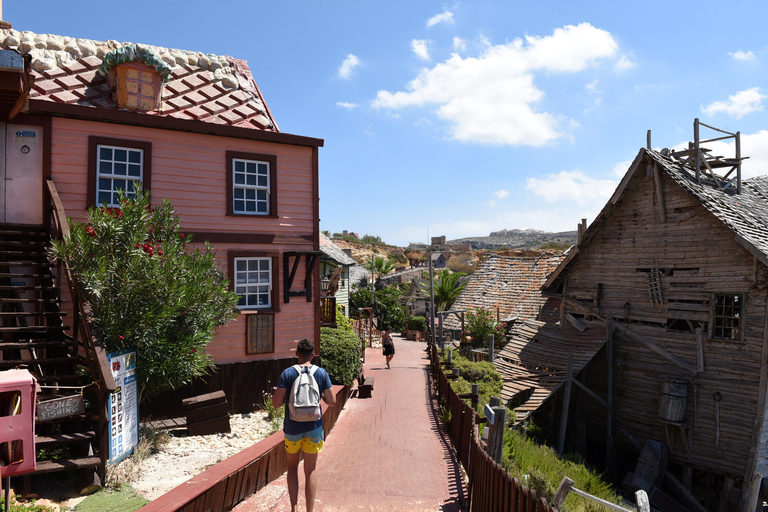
[234,334,465,511]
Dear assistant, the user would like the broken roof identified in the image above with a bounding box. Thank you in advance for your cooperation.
[444,253,565,330]
[496,318,607,423]
[545,147,768,289]
[4,29,278,131]
[319,233,356,266]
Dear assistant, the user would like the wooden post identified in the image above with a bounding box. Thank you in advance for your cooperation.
[439,311,444,350]
[552,477,574,507]
[695,118,701,183]
[606,323,614,473]
[647,129,652,150]
[486,396,505,464]
[451,368,459,381]
[558,353,575,454]
[636,490,650,512]
[736,131,742,194]
[471,383,479,411]
[429,254,435,348]
[489,334,494,363]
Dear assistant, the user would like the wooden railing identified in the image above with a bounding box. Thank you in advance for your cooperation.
[45,179,117,480]
[353,316,384,347]
[139,385,351,512]
[429,344,556,512]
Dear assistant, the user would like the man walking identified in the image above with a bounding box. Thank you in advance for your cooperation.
[272,339,335,512]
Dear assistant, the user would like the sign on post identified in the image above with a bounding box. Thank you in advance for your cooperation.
[107,349,139,464]
[37,395,84,422]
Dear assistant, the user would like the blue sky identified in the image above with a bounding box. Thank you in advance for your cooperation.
[10,1,768,246]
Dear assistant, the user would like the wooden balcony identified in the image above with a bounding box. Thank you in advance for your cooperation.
[320,295,336,327]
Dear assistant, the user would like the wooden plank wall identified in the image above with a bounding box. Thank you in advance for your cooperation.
[49,117,317,364]
[562,168,767,479]
[140,357,293,419]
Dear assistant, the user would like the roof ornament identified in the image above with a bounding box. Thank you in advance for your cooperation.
[97,44,173,82]
[652,118,748,195]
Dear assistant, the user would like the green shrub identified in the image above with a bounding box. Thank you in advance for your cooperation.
[503,430,625,511]
[335,304,354,333]
[320,327,362,386]
[50,188,239,402]
[408,316,427,332]
[444,351,507,420]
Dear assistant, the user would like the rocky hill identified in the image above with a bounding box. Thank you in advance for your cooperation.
[448,228,576,250]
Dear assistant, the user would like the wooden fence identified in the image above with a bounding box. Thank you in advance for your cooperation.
[429,345,556,512]
[139,385,351,512]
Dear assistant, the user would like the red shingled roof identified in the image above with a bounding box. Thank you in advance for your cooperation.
[3,30,278,131]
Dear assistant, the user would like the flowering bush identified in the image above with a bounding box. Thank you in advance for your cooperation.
[465,306,506,348]
[50,188,239,402]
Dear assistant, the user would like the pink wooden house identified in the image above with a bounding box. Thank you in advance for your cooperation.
[0,28,324,417]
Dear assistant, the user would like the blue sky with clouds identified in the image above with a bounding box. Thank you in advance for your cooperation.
[10,1,768,246]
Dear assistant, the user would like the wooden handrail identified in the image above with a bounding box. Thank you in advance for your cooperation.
[45,179,116,392]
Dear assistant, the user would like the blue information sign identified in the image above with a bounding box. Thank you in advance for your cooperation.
[107,349,139,464]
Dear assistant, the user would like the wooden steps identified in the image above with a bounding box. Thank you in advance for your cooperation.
[33,457,102,474]
[36,432,97,448]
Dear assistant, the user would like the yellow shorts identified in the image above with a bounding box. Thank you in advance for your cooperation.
[284,426,324,454]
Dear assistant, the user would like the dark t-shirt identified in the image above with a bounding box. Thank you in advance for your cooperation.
[277,364,333,435]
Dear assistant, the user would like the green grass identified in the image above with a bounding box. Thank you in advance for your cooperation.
[73,485,149,512]
[503,431,629,511]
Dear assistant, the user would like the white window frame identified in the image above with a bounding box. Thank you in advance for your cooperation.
[234,257,272,309]
[232,158,270,215]
[96,144,143,207]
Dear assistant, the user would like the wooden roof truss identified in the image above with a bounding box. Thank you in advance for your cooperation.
[657,118,747,194]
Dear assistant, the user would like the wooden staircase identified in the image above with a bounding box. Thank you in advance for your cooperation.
[0,224,104,489]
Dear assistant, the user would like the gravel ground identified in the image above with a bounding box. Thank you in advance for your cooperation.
[49,411,276,510]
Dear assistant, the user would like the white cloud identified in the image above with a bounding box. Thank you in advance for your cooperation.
[372,23,619,146]
[526,170,617,205]
[702,87,766,119]
[586,79,599,93]
[411,39,430,61]
[613,160,632,177]
[613,54,636,73]
[494,189,510,199]
[427,10,454,27]
[730,50,756,61]
[453,37,467,52]
[336,102,359,109]
[338,54,360,80]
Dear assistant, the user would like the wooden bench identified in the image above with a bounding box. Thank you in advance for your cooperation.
[358,372,374,399]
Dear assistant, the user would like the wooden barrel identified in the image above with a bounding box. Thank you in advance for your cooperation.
[659,379,687,422]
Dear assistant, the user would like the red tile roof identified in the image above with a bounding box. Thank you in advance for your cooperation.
[3,29,278,131]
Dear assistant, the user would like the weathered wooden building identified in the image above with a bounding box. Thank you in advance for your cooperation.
[541,130,768,508]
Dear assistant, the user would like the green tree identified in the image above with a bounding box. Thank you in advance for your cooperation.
[50,189,239,402]
[349,285,407,332]
[420,269,466,311]
[363,256,397,281]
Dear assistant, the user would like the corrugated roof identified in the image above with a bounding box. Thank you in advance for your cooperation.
[495,318,607,422]
[445,253,564,330]
[319,233,356,266]
[4,29,277,131]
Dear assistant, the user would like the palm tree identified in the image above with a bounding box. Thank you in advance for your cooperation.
[420,269,466,311]
[364,256,397,281]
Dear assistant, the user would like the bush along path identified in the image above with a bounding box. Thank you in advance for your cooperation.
[235,334,464,511]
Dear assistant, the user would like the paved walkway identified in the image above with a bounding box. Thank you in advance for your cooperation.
[234,335,465,512]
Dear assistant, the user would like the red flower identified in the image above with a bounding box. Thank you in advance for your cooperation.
[119,335,124,340]
[180,233,185,239]
[192,348,196,353]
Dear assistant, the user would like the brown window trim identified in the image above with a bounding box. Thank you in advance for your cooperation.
[88,136,152,208]
[226,151,277,217]
[228,250,280,312]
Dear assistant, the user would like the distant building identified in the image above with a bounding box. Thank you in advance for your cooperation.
[431,235,447,245]
[408,242,428,250]
[430,252,446,269]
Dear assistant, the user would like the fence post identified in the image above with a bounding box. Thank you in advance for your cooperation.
[552,477,574,508]
[489,334,494,362]
[451,368,460,381]
[471,383,479,410]
[486,396,505,464]
[635,490,650,512]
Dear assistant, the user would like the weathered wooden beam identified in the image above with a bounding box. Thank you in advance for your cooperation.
[609,321,698,375]
[565,313,586,332]
[570,375,611,410]
[652,162,666,223]
[557,354,575,455]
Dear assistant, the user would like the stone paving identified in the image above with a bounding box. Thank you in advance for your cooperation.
[234,334,465,512]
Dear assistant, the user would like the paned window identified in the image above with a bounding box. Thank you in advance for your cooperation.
[711,293,744,340]
[232,158,270,214]
[96,145,143,207]
[88,137,151,208]
[234,257,272,308]
[226,152,277,217]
